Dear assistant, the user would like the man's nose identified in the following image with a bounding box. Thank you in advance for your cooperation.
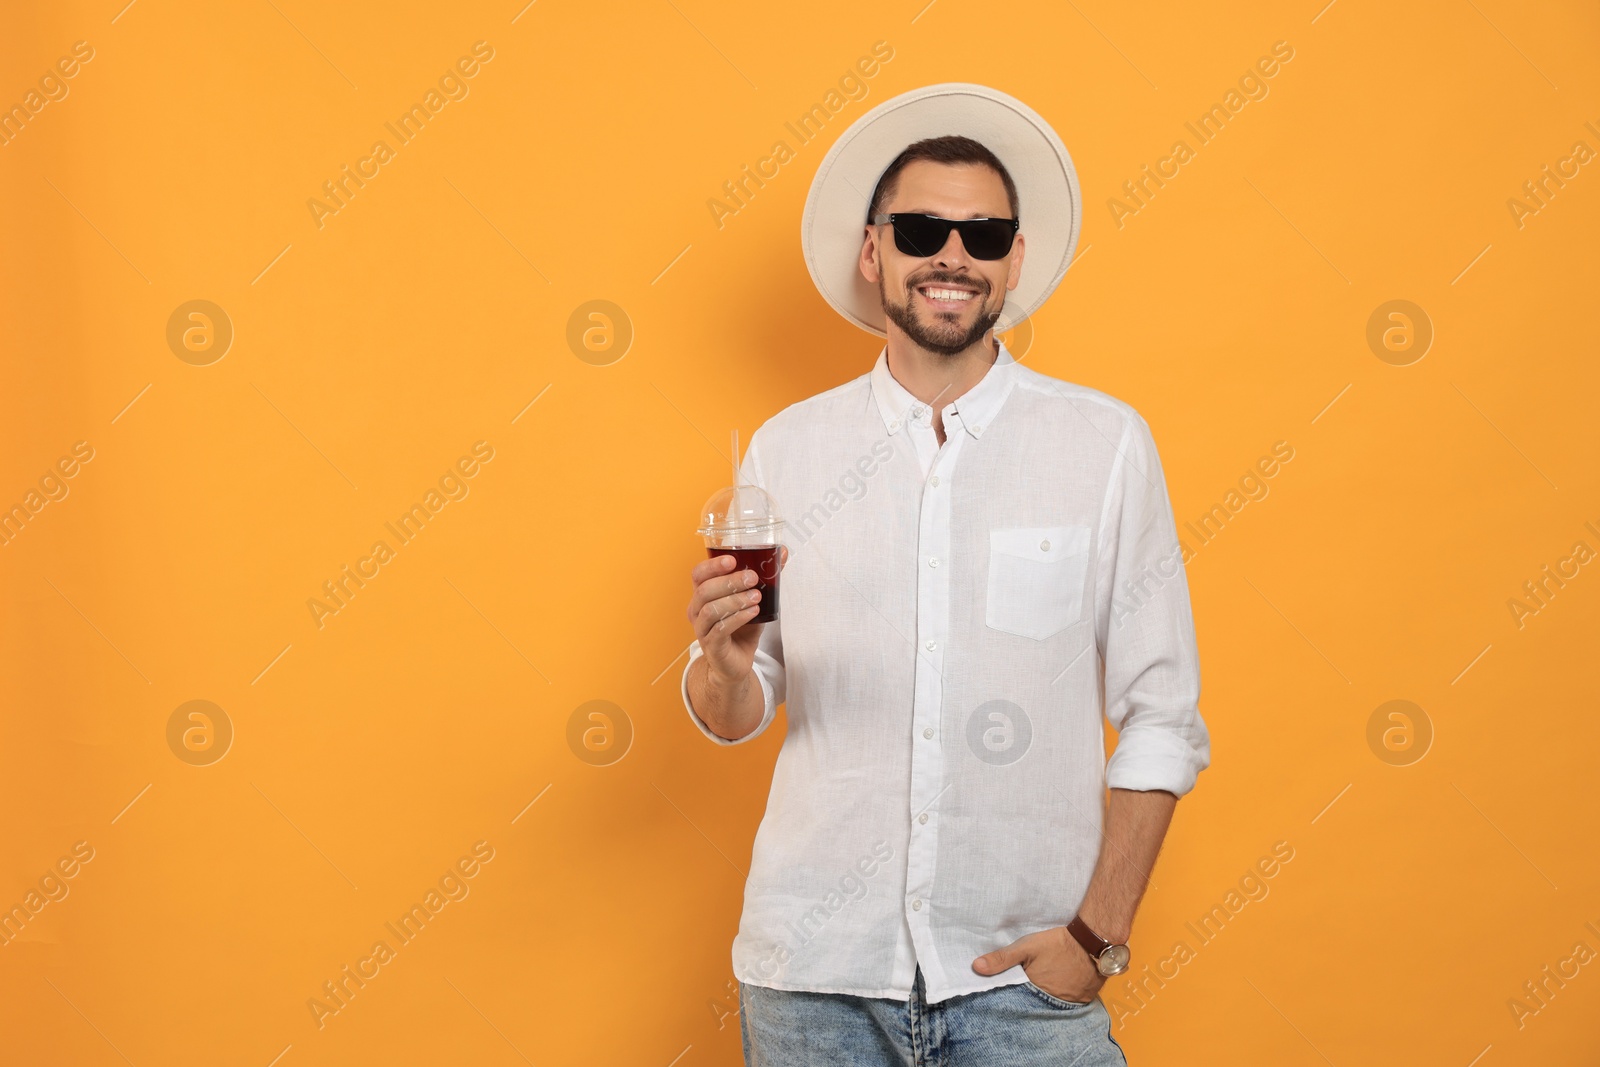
[932,226,973,267]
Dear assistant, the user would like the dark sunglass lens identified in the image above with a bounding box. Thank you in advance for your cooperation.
[892,215,951,258]
[961,220,1014,260]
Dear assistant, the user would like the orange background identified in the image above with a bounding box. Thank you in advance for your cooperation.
[3,1,1598,1064]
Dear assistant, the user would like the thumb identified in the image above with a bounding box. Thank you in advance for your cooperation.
[972,938,1027,975]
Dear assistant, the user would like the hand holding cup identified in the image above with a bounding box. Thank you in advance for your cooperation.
[686,545,788,683]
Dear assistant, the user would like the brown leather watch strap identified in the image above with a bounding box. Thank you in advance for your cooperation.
[1067,915,1113,959]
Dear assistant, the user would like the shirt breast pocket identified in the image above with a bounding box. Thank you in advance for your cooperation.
[985,525,1093,641]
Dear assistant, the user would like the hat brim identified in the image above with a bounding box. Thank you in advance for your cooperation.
[801,82,1082,338]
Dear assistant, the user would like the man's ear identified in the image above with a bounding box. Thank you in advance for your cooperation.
[1006,232,1026,292]
[859,225,881,284]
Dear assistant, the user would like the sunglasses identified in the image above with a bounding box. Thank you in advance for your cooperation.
[869,212,1019,260]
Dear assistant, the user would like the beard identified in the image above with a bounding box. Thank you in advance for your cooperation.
[879,271,1001,357]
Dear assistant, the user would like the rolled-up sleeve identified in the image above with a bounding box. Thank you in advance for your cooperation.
[680,428,787,746]
[1095,412,1210,795]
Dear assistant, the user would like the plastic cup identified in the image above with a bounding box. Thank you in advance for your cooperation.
[698,483,784,624]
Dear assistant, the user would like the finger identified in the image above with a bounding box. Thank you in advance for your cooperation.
[691,563,758,614]
[707,585,762,623]
[778,544,789,569]
[697,603,761,654]
[691,553,739,587]
[695,592,762,642]
[972,940,1027,975]
[689,556,743,623]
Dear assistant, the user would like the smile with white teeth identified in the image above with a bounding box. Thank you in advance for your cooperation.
[918,286,978,305]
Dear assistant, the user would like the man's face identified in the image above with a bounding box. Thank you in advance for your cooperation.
[859,160,1025,357]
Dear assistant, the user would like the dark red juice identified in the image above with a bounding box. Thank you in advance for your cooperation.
[708,544,781,623]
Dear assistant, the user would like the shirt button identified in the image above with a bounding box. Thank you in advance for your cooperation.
[930,475,940,486]
[923,727,934,739]
[912,899,922,911]
[929,557,940,568]
[918,812,929,824]
[1041,539,1051,551]
[889,419,899,431]
[973,424,983,433]
[924,640,936,651]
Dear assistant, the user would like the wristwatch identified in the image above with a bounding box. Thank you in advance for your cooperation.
[1067,915,1131,977]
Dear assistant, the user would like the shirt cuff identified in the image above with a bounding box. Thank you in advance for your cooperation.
[1104,722,1210,797]
[681,642,777,745]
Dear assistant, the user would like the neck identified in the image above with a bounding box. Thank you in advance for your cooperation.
[884,329,998,411]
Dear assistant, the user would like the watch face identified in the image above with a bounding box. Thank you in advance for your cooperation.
[1097,944,1131,977]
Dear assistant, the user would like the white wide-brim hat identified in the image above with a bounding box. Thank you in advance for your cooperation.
[801,82,1082,337]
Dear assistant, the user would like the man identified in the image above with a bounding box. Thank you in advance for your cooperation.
[681,83,1210,1065]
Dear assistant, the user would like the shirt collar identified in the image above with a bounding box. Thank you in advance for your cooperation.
[869,339,1019,440]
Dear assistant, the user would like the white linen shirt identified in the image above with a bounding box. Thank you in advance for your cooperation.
[680,338,1210,1005]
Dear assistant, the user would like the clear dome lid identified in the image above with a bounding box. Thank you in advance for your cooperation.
[697,483,784,537]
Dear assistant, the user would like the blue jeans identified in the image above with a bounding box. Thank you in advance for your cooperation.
[739,965,1130,1066]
